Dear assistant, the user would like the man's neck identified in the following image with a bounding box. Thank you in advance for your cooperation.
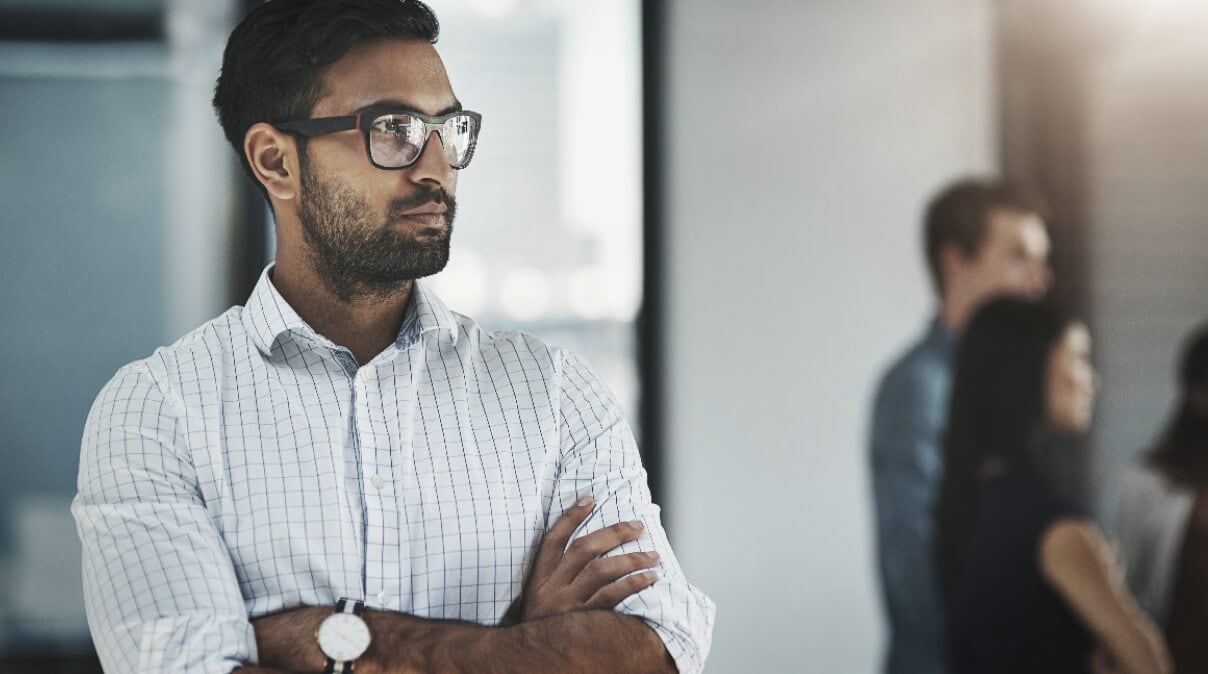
[271,262,414,366]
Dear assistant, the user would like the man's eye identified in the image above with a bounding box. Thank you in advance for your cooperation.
[376,119,410,135]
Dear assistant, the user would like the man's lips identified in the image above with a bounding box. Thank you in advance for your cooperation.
[396,206,447,228]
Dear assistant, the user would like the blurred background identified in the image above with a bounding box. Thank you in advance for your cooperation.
[1,0,1207,671]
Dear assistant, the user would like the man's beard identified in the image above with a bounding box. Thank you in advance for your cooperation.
[297,154,455,303]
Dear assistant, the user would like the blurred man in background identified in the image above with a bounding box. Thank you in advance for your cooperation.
[870,178,1051,674]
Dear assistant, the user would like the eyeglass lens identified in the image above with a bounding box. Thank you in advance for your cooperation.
[369,113,478,168]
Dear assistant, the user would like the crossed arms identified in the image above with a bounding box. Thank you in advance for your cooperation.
[239,497,676,674]
[74,352,712,673]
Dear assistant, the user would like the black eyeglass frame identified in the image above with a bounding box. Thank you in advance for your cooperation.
[275,109,483,170]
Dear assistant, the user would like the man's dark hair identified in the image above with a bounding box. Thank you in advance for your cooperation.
[923,178,1050,296]
[1147,321,1208,487]
[213,0,440,200]
[932,297,1073,594]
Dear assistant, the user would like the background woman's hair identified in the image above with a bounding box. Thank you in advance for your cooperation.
[1147,321,1208,487]
[933,297,1073,594]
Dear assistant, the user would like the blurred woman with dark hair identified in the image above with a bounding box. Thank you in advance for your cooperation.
[1116,321,1208,673]
[934,298,1169,674]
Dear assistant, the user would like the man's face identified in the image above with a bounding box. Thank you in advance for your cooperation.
[296,38,461,300]
[958,208,1052,305]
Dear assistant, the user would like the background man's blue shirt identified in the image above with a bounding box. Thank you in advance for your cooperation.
[870,318,955,674]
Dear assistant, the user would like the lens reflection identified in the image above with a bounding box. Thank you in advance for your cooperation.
[368,113,477,169]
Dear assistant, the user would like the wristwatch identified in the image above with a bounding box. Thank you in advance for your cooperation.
[316,597,371,674]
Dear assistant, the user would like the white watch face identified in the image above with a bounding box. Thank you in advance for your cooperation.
[317,612,371,661]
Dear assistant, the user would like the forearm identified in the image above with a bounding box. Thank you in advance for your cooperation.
[1100,605,1171,674]
[252,606,330,672]
[1092,555,1171,674]
[1040,521,1172,674]
[379,609,674,674]
[1104,634,1169,674]
[255,606,675,674]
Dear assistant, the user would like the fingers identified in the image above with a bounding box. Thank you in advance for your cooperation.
[587,568,660,609]
[526,550,660,621]
[548,518,647,589]
[575,551,660,606]
[518,500,660,622]
[574,551,659,589]
[531,496,596,585]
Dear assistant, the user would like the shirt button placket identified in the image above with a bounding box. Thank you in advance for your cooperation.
[353,369,382,600]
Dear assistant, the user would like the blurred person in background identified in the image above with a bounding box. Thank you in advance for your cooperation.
[934,298,1170,674]
[870,178,1051,674]
[1115,321,1208,673]
[69,1,714,673]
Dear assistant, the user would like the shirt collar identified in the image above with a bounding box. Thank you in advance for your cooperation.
[243,264,460,357]
[395,278,460,349]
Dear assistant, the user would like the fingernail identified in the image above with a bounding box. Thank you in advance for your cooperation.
[576,496,594,507]
[644,571,660,582]
[628,520,644,531]
[646,551,660,562]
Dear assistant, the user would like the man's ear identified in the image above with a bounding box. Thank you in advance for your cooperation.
[244,122,300,201]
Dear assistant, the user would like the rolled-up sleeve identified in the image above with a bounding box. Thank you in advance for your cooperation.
[72,362,256,674]
[551,349,715,674]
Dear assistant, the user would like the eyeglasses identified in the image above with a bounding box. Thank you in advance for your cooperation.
[275,109,482,170]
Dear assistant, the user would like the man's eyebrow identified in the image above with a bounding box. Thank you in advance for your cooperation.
[355,100,464,116]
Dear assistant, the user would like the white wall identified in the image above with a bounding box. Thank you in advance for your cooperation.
[663,2,995,671]
[1080,4,1208,514]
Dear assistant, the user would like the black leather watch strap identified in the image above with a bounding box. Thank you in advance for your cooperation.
[334,597,366,616]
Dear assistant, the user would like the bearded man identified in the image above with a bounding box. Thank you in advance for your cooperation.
[71,2,714,672]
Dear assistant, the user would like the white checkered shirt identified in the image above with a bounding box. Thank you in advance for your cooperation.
[72,266,714,674]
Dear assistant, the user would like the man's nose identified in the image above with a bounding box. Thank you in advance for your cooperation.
[407,129,454,185]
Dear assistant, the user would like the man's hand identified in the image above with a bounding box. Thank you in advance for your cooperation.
[505,496,660,623]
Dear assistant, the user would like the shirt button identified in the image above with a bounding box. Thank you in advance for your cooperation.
[376,590,390,606]
[370,474,385,490]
